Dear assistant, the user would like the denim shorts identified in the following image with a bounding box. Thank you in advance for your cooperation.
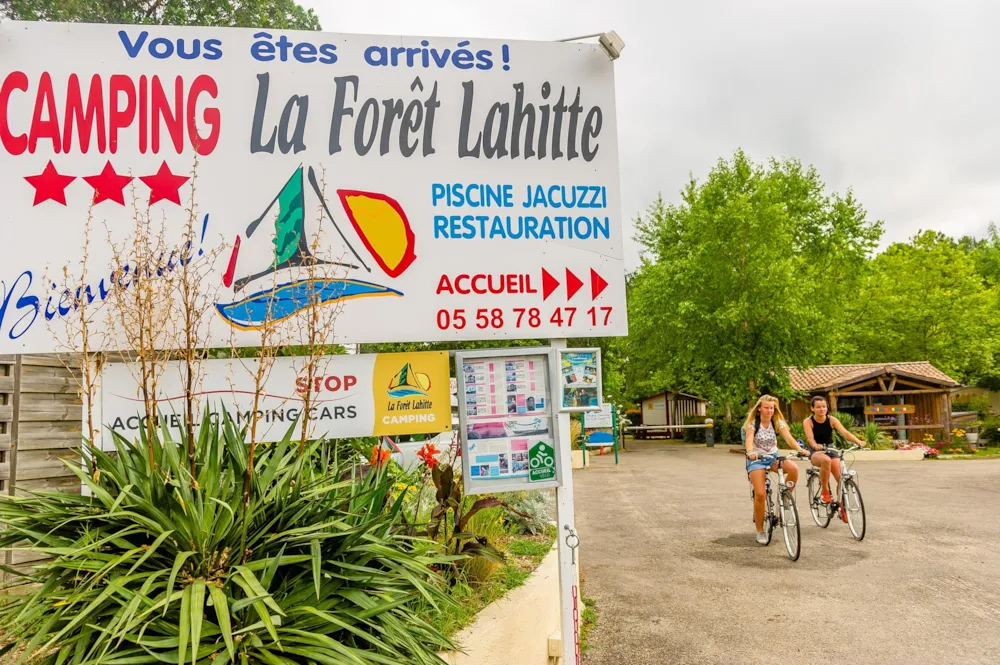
[746,453,779,473]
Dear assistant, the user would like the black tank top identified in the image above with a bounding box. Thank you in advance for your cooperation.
[810,416,833,444]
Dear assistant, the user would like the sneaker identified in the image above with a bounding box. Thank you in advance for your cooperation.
[821,489,833,504]
[756,531,768,545]
[840,506,848,523]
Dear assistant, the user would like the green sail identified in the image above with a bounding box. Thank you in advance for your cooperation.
[271,167,306,268]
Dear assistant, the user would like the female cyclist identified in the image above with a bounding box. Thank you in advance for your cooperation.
[744,394,807,544]
[802,395,866,521]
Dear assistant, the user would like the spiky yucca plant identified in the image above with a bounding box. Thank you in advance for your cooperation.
[0,411,458,665]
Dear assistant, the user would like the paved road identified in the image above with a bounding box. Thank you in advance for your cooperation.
[575,442,1000,665]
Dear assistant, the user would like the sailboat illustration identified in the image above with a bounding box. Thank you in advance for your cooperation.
[387,363,432,398]
[215,165,416,330]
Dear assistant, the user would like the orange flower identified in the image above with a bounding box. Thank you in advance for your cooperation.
[370,444,390,467]
[417,442,440,468]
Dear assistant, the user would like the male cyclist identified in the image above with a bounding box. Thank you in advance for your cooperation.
[802,396,866,522]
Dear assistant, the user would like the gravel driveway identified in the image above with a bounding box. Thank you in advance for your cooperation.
[574,442,1000,665]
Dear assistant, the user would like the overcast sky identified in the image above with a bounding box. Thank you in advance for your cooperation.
[300,0,999,269]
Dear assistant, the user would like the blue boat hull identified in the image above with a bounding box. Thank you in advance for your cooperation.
[216,278,402,330]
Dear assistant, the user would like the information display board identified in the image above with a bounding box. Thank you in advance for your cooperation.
[456,347,564,495]
[558,348,603,411]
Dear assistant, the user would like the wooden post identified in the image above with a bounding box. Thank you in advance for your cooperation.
[943,391,952,444]
[8,356,21,497]
[829,392,838,412]
[3,356,21,579]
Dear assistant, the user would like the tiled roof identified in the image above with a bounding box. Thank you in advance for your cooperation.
[785,361,960,392]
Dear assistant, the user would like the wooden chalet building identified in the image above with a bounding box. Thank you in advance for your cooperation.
[632,390,709,439]
[782,361,961,442]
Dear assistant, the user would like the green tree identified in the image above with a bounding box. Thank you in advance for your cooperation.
[960,222,1000,287]
[626,149,883,416]
[0,0,321,29]
[851,229,1000,386]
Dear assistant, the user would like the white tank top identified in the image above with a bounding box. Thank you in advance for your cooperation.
[752,420,781,455]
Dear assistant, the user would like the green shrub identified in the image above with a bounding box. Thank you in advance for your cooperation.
[831,411,856,447]
[787,421,806,445]
[498,490,552,536]
[858,421,893,450]
[709,415,744,444]
[0,412,457,665]
[461,507,508,586]
[980,417,1000,447]
[952,394,993,418]
[683,415,707,442]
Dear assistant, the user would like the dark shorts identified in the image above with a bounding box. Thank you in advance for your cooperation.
[807,446,840,460]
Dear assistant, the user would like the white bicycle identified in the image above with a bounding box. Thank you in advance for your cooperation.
[805,445,867,540]
[746,452,802,561]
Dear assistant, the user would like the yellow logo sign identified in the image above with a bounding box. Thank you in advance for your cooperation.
[387,363,433,398]
[372,351,450,436]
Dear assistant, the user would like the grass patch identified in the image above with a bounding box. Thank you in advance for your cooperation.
[426,525,557,640]
[936,447,1000,460]
[507,537,554,558]
[580,589,598,654]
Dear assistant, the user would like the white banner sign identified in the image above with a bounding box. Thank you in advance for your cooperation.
[583,403,614,429]
[0,21,626,354]
[99,351,452,444]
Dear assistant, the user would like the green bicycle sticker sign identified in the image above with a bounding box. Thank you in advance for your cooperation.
[528,440,556,482]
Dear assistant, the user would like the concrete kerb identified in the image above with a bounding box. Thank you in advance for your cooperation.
[436,540,563,665]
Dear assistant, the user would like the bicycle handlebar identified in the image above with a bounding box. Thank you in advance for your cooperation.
[826,444,864,453]
[745,450,808,460]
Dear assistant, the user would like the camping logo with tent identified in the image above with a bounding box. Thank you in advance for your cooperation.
[386,362,433,399]
[215,165,416,330]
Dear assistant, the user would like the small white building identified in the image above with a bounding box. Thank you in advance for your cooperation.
[636,391,709,438]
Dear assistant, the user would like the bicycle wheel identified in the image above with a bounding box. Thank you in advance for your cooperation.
[763,495,774,545]
[779,490,801,561]
[843,479,866,541]
[807,473,831,528]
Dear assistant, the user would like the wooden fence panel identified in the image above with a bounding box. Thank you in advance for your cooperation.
[1,355,84,584]
[13,361,82,496]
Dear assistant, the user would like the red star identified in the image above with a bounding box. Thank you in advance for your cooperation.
[24,160,76,206]
[139,161,189,206]
[83,161,133,206]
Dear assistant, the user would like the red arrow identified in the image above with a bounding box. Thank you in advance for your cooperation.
[542,268,560,300]
[566,269,584,299]
[590,268,609,300]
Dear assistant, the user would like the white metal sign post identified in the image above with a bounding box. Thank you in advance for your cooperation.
[456,342,597,663]
[550,338,582,665]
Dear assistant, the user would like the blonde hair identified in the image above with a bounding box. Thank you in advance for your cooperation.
[743,394,788,432]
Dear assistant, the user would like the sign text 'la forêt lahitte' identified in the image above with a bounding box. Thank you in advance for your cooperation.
[0,22,626,353]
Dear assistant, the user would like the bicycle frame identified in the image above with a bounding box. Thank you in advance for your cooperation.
[825,444,860,507]
[746,451,803,560]
[805,444,866,540]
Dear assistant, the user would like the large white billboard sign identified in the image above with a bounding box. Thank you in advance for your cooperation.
[0,21,626,353]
